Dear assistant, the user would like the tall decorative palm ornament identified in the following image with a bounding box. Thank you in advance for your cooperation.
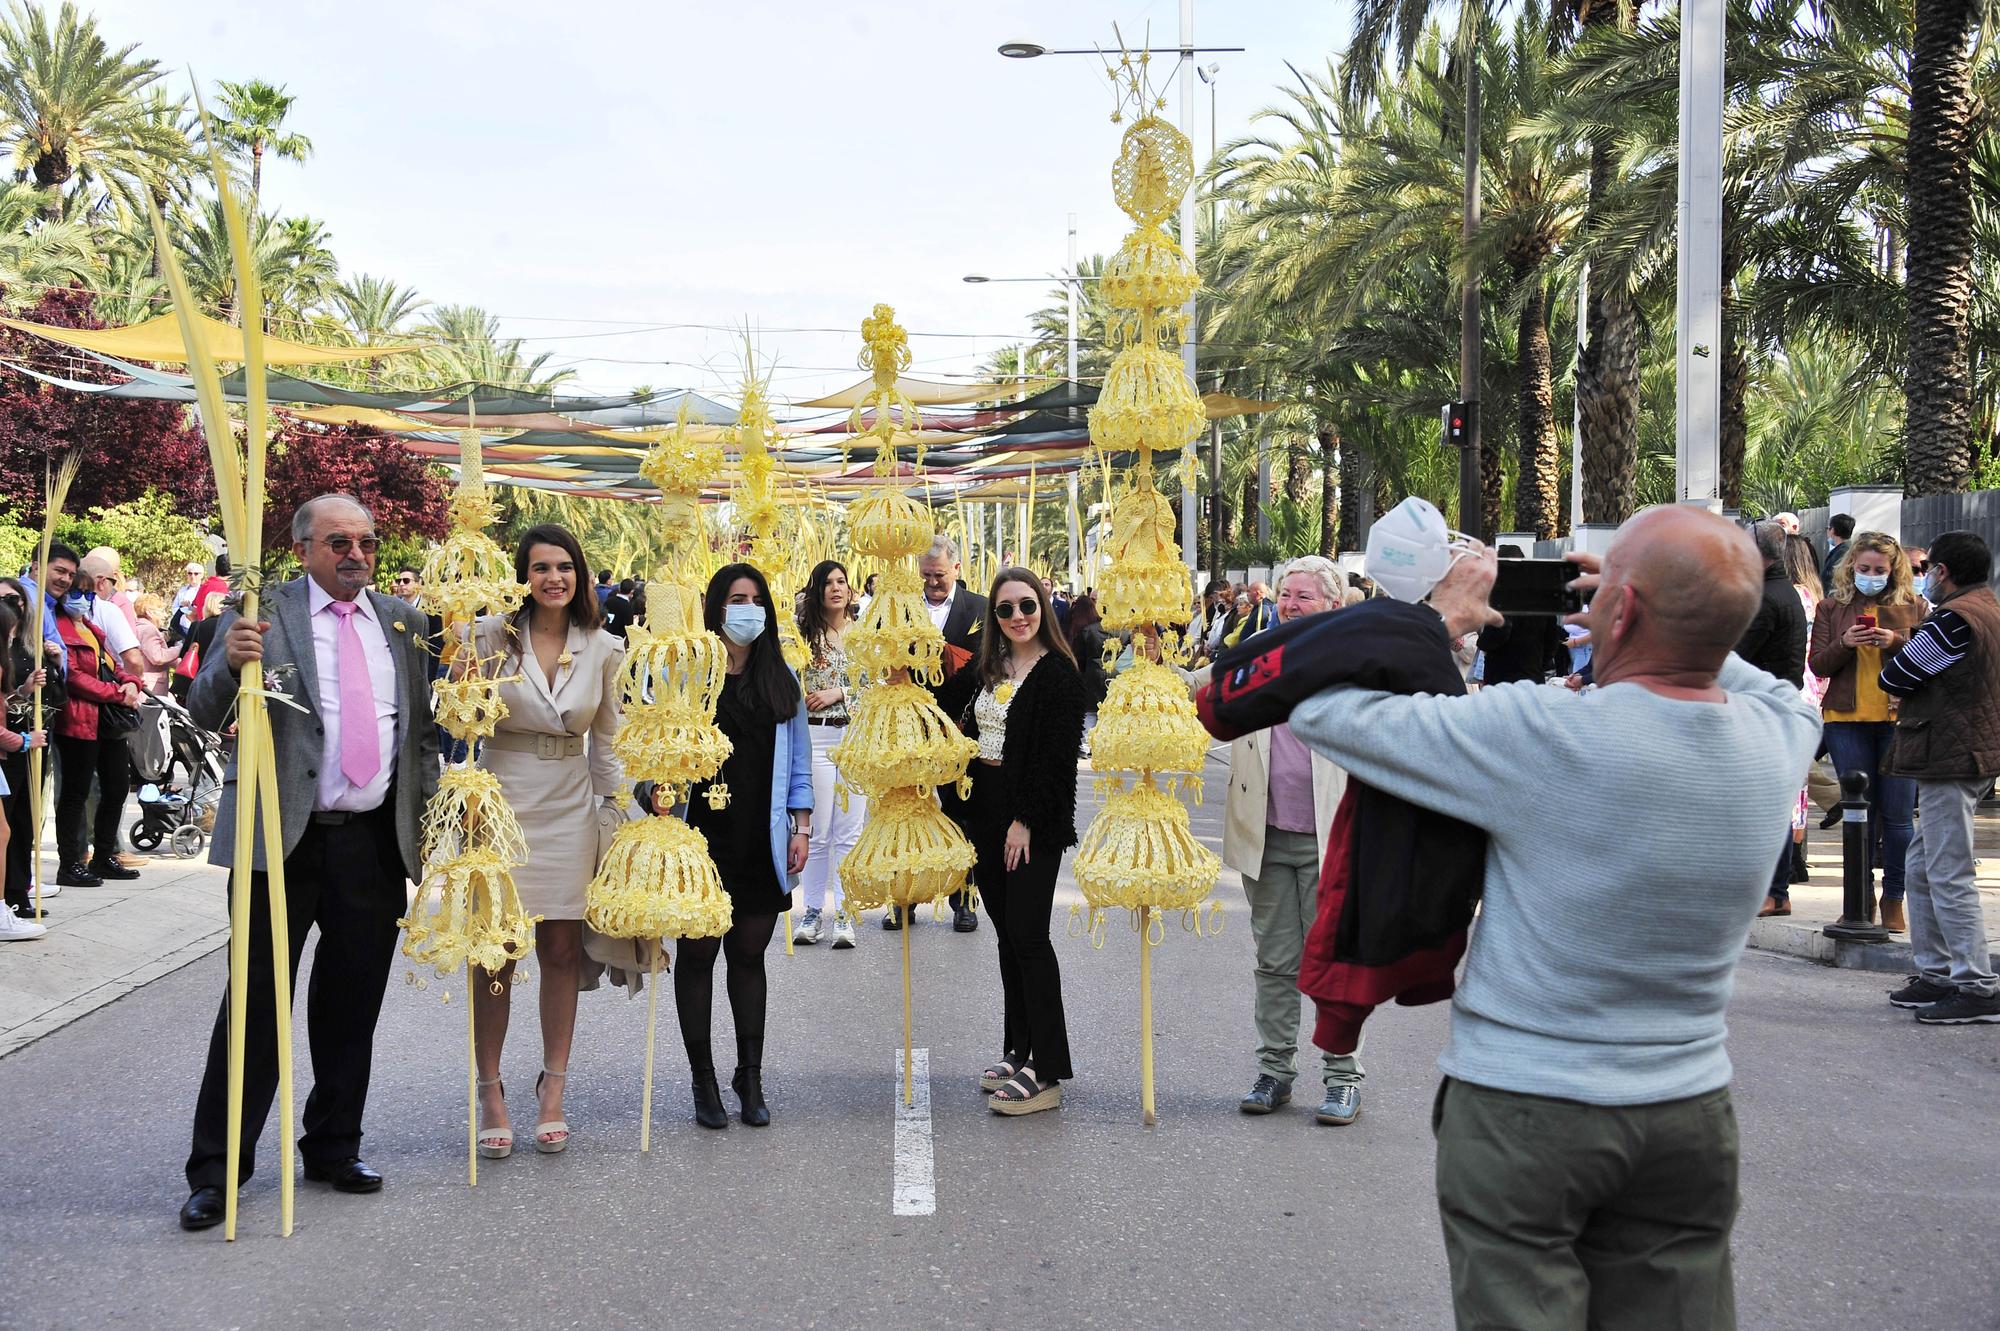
[1071,45,1223,1126]
[584,401,734,1150]
[829,304,978,1104]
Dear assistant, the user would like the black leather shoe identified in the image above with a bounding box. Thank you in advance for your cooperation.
[88,858,141,881]
[952,906,978,933]
[178,1185,224,1231]
[882,907,904,931]
[56,864,101,888]
[1239,1073,1292,1115]
[692,1073,728,1129]
[302,1157,383,1193]
[732,1067,771,1127]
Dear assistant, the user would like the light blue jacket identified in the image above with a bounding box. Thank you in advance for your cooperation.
[766,684,815,887]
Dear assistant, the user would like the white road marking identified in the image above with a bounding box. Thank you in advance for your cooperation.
[892,1046,936,1217]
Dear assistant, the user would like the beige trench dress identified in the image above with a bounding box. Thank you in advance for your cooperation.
[473,616,625,920]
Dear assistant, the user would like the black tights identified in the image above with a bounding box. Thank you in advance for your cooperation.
[673,912,778,1075]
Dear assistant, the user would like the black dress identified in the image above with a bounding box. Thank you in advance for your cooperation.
[687,672,790,916]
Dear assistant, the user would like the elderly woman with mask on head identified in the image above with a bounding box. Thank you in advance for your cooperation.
[1194,555,1363,1125]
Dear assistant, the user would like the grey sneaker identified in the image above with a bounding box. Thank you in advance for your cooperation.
[830,911,856,949]
[1316,1084,1361,1125]
[1888,974,1956,1009]
[1913,989,2000,1025]
[792,908,822,945]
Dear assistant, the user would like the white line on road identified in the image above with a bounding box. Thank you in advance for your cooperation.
[892,1047,935,1217]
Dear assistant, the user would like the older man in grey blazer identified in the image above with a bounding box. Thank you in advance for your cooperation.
[178,494,438,1232]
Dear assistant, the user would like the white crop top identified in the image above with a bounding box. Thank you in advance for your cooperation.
[973,684,1011,762]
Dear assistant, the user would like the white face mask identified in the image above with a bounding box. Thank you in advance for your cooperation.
[1852,572,1889,597]
[1923,570,1946,601]
[721,604,766,646]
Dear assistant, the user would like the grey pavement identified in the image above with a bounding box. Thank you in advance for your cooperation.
[1,754,1997,1331]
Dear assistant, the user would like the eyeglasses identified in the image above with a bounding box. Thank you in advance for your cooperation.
[995,598,1040,621]
[306,535,381,556]
[0,597,21,609]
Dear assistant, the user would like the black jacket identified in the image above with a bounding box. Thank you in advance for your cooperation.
[1735,563,1807,688]
[936,587,988,655]
[937,651,1087,851]
[1821,540,1849,588]
[1475,614,1565,687]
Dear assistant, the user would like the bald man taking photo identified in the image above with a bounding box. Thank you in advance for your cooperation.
[1288,507,1820,1330]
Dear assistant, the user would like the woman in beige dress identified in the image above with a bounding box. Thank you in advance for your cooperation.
[468,524,624,1158]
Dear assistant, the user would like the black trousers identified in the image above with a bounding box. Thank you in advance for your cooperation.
[3,748,32,910]
[53,730,130,868]
[967,764,1072,1081]
[185,805,405,1190]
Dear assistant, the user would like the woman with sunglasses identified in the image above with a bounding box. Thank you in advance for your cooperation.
[937,566,1086,1116]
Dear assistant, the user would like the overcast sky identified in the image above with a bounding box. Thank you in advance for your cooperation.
[86,0,1349,408]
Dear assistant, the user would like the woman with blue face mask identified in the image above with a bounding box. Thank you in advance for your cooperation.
[1806,532,1929,929]
[665,562,812,1129]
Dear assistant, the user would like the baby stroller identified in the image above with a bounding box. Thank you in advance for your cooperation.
[127,693,226,859]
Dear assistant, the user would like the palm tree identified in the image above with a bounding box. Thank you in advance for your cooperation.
[0,1,182,220]
[420,303,573,391]
[330,273,427,343]
[0,179,93,299]
[1025,253,1110,383]
[174,198,337,326]
[212,78,313,215]
[1904,0,1985,493]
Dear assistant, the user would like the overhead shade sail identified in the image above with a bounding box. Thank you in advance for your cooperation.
[793,375,1049,410]
[1205,393,1288,418]
[0,310,423,365]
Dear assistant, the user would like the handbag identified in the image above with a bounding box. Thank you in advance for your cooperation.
[79,618,141,736]
[594,797,626,869]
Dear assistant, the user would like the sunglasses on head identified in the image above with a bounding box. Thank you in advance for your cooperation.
[994,597,1040,621]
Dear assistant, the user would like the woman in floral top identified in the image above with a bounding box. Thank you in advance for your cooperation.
[793,560,863,948]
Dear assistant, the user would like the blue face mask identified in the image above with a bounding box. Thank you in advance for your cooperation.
[1852,572,1889,597]
[721,603,766,646]
[1923,570,1945,601]
[61,590,91,614]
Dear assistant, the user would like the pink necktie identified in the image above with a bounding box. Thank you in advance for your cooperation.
[328,600,381,788]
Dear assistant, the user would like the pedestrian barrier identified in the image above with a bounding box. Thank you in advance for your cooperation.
[1823,770,1890,944]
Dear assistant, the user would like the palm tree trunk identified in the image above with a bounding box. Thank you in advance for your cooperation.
[1317,423,1339,557]
[1577,3,1641,524]
[1285,433,1312,504]
[1458,8,1485,540]
[1514,277,1559,538]
[250,140,264,217]
[1904,0,1981,496]
[1240,469,1261,550]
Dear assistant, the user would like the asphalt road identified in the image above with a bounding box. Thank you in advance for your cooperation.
[3,760,1998,1331]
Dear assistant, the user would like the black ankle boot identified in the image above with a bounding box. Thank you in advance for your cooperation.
[691,1070,728,1129]
[731,1067,770,1127]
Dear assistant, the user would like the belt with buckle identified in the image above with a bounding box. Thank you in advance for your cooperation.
[485,731,586,760]
[806,716,849,727]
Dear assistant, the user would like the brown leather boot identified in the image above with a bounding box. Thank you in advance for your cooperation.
[1881,898,1907,933]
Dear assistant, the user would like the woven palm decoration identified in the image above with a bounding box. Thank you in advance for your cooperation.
[1069,48,1223,1125]
[400,424,539,977]
[585,403,735,944]
[827,305,977,1105]
[728,353,810,672]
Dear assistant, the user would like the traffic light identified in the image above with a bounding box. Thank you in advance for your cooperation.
[1442,401,1472,448]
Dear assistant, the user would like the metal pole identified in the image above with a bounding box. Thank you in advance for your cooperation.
[1824,771,1890,943]
[1068,213,1081,591]
[1178,0,1199,583]
[1206,69,1225,577]
[1676,0,1723,508]
[1458,9,1484,541]
[1067,212,1079,391]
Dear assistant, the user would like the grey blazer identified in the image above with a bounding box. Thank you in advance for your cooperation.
[188,577,439,877]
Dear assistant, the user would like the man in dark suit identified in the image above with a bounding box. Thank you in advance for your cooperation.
[904,535,987,933]
[602,578,636,638]
[1821,513,1855,587]
[178,494,440,1231]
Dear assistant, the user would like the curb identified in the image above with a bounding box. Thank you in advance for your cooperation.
[1745,918,1914,974]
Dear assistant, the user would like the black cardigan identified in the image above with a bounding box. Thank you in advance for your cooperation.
[937,651,1088,851]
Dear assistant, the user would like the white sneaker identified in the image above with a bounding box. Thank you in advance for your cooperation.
[0,910,47,940]
[793,908,822,945]
[830,912,856,949]
[36,880,60,900]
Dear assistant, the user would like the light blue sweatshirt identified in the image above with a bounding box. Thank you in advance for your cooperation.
[1290,655,1820,1105]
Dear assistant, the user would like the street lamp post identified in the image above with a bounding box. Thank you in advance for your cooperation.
[1198,61,1224,577]
[997,26,1244,587]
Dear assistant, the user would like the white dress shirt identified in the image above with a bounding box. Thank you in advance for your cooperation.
[925,587,955,633]
[307,580,399,813]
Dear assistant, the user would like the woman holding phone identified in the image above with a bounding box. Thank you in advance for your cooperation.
[1805,532,1927,928]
